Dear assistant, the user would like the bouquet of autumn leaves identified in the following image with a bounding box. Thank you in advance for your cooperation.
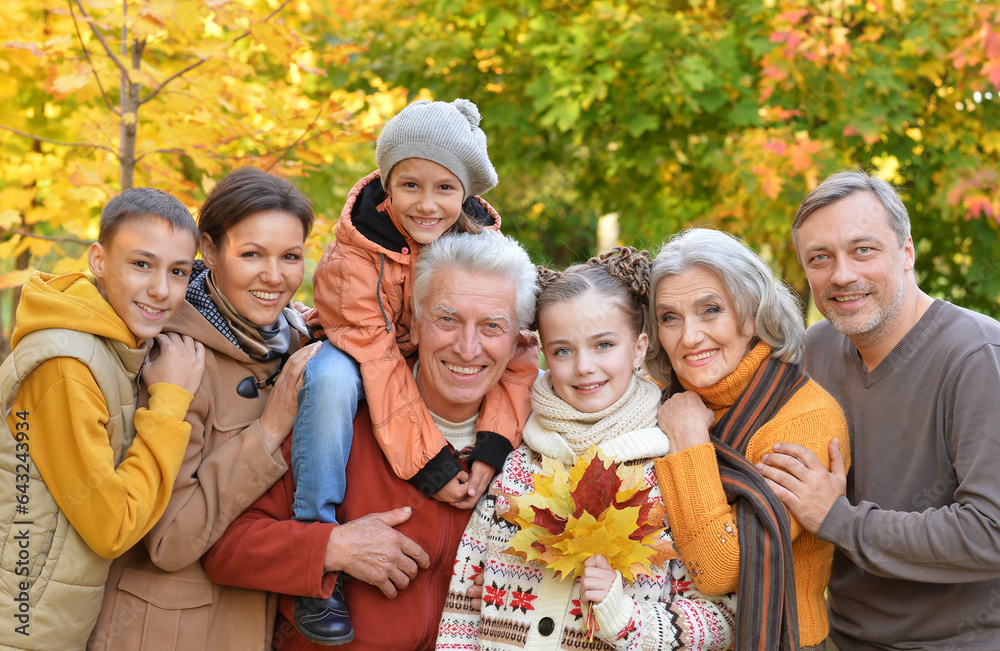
[499,446,678,638]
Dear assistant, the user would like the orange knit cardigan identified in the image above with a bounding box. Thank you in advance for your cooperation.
[654,342,850,647]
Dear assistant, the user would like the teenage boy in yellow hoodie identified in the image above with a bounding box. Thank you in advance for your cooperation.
[0,187,205,651]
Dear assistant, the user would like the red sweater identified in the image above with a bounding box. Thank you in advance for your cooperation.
[203,406,474,651]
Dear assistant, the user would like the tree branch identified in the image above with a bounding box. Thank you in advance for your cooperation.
[139,58,207,106]
[72,0,130,78]
[134,147,185,163]
[0,226,90,247]
[266,105,326,171]
[67,0,118,115]
[139,0,295,106]
[234,0,294,43]
[0,124,119,157]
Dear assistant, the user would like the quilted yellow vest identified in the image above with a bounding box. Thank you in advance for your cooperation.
[0,329,147,651]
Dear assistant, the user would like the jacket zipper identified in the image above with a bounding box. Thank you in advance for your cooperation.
[377,254,393,333]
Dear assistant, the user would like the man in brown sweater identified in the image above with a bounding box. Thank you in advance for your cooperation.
[759,169,1000,650]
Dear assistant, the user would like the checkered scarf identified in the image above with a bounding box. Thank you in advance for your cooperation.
[186,261,307,360]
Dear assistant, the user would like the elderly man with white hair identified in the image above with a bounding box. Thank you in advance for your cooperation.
[203,230,539,651]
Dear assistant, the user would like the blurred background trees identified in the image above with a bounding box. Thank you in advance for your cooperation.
[2,0,999,354]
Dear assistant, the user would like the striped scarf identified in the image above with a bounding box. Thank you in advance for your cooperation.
[710,355,807,651]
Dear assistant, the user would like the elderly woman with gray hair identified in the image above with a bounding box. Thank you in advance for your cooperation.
[646,228,849,651]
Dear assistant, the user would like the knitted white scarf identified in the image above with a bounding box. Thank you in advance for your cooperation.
[523,372,669,466]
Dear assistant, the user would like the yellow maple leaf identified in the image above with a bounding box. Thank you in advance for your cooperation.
[501,456,573,531]
[502,445,674,585]
[551,507,640,581]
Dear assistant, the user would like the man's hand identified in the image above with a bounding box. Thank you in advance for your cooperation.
[757,438,848,534]
[579,555,617,609]
[142,333,206,395]
[451,460,495,509]
[432,471,470,504]
[323,507,430,598]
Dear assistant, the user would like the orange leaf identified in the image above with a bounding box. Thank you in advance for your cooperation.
[0,268,34,290]
[502,446,672,584]
[753,165,783,200]
[983,58,1000,91]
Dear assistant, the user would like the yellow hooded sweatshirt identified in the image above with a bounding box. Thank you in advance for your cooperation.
[0,271,193,650]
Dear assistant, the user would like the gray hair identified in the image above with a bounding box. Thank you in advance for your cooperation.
[412,230,538,331]
[792,168,910,247]
[645,228,805,385]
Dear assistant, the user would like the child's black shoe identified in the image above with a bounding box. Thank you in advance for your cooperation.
[293,575,354,645]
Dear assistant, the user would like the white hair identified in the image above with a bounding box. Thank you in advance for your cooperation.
[646,228,805,386]
[412,230,538,331]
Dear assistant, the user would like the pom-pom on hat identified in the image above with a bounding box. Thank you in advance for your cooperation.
[376,98,498,199]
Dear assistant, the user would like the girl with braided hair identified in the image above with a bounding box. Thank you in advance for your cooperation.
[437,248,735,650]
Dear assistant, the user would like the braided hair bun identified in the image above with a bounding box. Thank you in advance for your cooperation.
[535,265,563,294]
[587,246,651,301]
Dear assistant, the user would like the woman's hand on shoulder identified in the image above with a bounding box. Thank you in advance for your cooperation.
[143,333,206,396]
[259,341,321,453]
[657,391,714,454]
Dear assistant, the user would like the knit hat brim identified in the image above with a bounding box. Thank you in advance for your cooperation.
[379,143,476,198]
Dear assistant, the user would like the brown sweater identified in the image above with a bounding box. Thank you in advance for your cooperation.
[654,343,850,647]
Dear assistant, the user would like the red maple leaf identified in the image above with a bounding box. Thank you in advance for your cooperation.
[531,506,568,534]
[571,455,622,518]
[615,485,659,540]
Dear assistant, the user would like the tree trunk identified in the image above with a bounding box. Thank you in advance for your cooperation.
[117,1,139,191]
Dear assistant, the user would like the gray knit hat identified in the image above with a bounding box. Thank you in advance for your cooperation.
[376,98,498,198]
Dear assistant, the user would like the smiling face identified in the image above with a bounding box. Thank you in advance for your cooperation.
[386,158,466,245]
[89,215,197,343]
[795,191,911,343]
[411,267,519,422]
[200,209,306,327]
[539,293,648,413]
[654,266,755,388]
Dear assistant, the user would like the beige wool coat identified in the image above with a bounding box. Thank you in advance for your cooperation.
[88,299,297,651]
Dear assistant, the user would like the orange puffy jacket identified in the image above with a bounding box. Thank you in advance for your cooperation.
[312,171,538,495]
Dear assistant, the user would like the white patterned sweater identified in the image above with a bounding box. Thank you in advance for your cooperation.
[435,441,736,650]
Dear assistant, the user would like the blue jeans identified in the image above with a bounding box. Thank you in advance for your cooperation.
[291,341,364,524]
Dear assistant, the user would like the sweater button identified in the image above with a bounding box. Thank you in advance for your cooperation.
[537,617,554,636]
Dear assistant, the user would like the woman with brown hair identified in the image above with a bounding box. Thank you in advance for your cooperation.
[89,167,320,650]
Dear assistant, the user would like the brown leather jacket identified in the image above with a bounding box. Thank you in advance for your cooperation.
[89,297,296,651]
